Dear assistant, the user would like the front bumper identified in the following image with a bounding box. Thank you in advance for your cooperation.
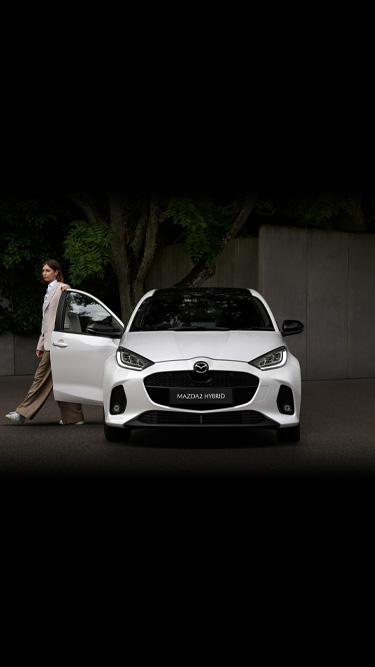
[103,355,301,430]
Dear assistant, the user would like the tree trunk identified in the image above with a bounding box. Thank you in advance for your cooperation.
[128,193,163,308]
[109,192,163,324]
[68,191,164,325]
[108,192,133,324]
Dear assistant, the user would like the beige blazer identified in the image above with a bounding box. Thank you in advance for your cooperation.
[37,281,69,352]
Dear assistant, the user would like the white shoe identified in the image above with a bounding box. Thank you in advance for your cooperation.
[59,420,85,425]
[5,411,25,424]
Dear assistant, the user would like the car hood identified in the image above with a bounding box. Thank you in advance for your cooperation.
[120,330,283,363]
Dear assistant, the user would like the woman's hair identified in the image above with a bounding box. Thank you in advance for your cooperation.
[41,259,64,283]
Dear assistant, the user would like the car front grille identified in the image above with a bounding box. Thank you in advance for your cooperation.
[145,370,258,388]
[144,370,259,410]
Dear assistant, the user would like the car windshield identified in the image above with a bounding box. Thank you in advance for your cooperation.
[130,288,274,332]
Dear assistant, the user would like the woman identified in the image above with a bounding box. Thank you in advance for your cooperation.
[5,259,85,425]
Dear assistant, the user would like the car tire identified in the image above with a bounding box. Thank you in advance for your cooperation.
[276,424,300,443]
[103,418,131,443]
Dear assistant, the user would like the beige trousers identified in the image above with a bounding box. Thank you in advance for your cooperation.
[16,351,84,424]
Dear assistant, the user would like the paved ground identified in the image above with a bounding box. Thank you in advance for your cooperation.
[1,375,375,481]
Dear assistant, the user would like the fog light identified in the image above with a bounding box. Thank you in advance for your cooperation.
[277,385,295,415]
[110,385,127,415]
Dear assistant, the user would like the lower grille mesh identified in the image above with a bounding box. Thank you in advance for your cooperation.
[135,410,273,425]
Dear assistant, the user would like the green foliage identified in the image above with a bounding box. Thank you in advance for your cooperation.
[63,220,113,285]
[0,291,42,336]
[161,195,241,264]
[284,192,366,231]
[0,197,56,274]
[253,198,278,217]
[0,193,76,336]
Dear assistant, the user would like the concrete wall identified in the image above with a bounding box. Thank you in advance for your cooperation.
[348,234,375,378]
[2,226,375,380]
[0,333,39,376]
[258,225,307,378]
[258,225,375,381]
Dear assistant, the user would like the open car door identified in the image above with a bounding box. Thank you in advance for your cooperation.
[50,289,124,405]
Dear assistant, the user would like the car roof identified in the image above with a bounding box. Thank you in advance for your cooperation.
[152,287,252,299]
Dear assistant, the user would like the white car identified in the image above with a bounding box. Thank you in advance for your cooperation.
[51,287,304,444]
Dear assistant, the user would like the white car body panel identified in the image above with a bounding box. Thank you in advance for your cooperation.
[50,289,123,404]
[50,287,303,442]
[120,330,283,364]
[51,331,120,403]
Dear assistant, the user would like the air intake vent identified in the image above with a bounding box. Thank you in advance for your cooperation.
[110,385,127,415]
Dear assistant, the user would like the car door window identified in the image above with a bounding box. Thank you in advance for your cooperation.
[63,292,123,336]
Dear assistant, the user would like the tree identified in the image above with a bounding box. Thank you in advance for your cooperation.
[63,191,256,324]
[166,193,256,286]
[282,191,369,232]
[3,188,375,336]
[0,193,76,335]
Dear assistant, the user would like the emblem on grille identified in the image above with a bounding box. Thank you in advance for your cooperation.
[194,361,209,373]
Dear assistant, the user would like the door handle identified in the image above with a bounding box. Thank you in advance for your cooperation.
[52,341,68,348]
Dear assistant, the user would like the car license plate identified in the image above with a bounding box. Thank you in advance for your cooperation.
[169,388,233,406]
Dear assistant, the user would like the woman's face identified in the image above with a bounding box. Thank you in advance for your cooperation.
[42,264,59,283]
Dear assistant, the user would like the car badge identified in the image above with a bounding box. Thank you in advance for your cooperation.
[194,361,209,373]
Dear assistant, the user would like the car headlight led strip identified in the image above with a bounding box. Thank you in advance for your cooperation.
[116,347,154,371]
[249,346,287,370]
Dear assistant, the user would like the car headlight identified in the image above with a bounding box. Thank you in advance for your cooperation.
[250,346,287,370]
[116,347,154,371]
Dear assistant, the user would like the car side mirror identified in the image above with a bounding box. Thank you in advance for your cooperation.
[86,322,123,338]
[281,320,304,336]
